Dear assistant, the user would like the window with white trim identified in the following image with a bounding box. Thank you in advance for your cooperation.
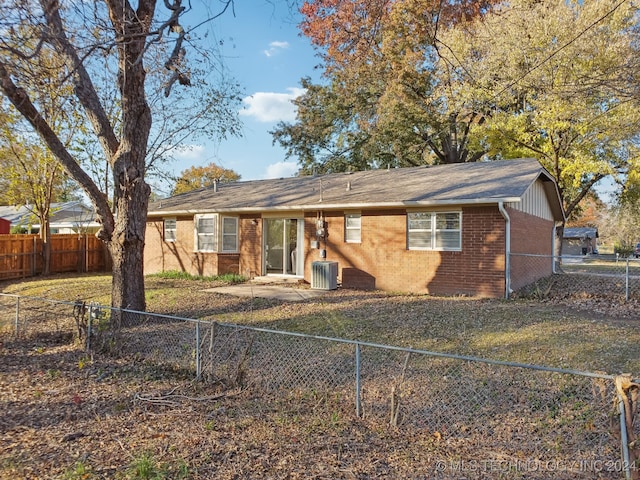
[163,218,176,242]
[221,217,238,252]
[407,211,461,251]
[345,213,361,243]
[195,214,217,252]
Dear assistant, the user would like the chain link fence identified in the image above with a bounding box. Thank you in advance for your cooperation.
[0,293,78,340]
[511,254,640,302]
[1,293,638,478]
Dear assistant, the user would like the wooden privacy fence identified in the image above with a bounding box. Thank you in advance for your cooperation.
[0,234,111,280]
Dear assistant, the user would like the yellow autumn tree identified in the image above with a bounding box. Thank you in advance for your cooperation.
[172,162,241,195]
[438,0,640,221]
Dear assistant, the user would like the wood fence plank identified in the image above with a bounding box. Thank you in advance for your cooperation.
[0,234,111,279]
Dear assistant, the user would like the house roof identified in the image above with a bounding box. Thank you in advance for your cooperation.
[563,227,598,239]
[0,205,32,225]
[149,158,564,220]
[0,201,97,227]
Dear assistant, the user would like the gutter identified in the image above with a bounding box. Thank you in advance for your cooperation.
[498,201,511,299]
[147,197,524,217]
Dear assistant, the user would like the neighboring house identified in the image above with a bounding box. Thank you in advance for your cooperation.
[562,227,598,255]
[0,217,9,234]
[144,158,565,298]
[0,201,100,234]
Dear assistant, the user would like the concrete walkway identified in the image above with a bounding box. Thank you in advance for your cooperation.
[203,282,329,301]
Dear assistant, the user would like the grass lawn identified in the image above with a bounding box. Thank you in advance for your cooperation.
[1,273,638,479]
[2,272,639,373]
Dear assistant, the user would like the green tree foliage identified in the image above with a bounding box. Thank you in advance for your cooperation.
[172,162,240,195]
[0,49,84,274]
[271,77,378,175]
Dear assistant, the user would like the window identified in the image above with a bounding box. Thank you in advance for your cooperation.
[195,214,217,252]
[221,217,238,252]
[345,213,361,243]
[407,212,461,251]
[164,218,176,242]
[194,214,238,253]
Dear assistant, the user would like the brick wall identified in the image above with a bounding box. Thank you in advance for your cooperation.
[238,216,261,279]
[145,205,554,297]
[508,207,555,291]
[308,206,507,298]
[144,216,240,277]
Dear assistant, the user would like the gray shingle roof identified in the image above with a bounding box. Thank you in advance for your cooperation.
[563,227,598,239]
[149,158,561,216]
[0,202,96,226]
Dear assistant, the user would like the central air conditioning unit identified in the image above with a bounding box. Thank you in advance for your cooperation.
[311,261,338,290]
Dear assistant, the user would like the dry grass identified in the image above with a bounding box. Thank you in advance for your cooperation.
[1,273,639,479]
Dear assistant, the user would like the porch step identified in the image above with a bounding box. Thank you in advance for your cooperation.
[251,276,305,285]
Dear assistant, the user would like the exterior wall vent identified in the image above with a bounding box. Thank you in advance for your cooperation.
[311,261,338,290]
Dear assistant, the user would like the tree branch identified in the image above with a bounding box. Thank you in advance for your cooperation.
[0,60,114,241]
[40,0,120,160]
[564,174,605,217]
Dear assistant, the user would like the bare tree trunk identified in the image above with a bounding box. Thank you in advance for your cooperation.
[108,173,150,313]
[109,239,145,321]
[102,0,153,314]
[1,1,159,317]
[41,216,51,276]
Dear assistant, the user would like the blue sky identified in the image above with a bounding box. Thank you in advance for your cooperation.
[163,1,321,193]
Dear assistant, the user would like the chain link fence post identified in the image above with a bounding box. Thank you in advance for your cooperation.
[626,257,630,302]
[14,296,20,337]
[195,319,201,380]
[355,342,362,418]
[86,303,93,352]
[618,391,633,480]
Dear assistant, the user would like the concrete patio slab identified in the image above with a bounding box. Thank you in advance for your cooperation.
[203,283,329,301]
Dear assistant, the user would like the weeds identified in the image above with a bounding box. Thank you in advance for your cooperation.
[123,452,189,480]
[147,270,246,283]
[125,452,163,479]
[62,461,93,479]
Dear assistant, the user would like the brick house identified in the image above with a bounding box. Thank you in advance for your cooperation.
[144,158,564,298]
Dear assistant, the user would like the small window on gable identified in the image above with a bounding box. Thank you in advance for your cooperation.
[221,217,238,252]
[164,218,176,242]
[345,213,361,243]
[195,214,217,252]
[407,211,461,251]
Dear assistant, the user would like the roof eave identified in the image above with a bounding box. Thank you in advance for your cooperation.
[147,197,523,217]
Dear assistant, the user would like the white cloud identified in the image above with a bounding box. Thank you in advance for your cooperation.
[240,87,306,123]
[170,144,206,163]
[263,41,290,57]
[264,161,299,179]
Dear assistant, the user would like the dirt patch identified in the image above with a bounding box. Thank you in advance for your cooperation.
[1,274,638,478]
[0,335,448,479]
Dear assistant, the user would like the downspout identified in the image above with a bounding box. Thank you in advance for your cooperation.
[498,202,511,299]
[552,222,562,273]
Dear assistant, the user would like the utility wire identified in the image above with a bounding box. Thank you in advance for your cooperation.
[490,0,629,101]
[420,0,631,153]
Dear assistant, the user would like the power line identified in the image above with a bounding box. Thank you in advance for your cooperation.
[419,0,632,155]
[491,0,630,100]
